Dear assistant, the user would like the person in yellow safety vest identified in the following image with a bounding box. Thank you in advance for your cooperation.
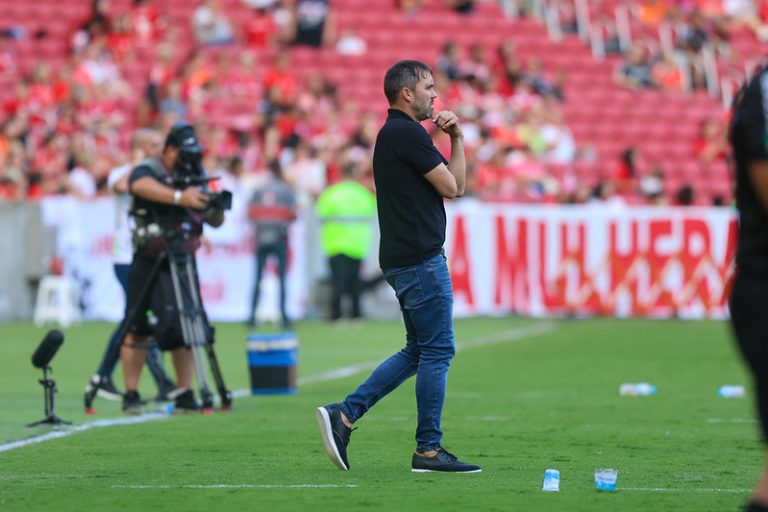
[316,163,377,322]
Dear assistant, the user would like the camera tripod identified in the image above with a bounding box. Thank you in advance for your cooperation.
[84,239,232,414]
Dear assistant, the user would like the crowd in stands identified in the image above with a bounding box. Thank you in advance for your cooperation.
[0,0,740,208]
[614,0,768,92]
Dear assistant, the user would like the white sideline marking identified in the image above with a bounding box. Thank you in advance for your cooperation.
[467,416,509,422]
[297,362,380,387]
[113,484,359,489]
[0,321,556,454]
[706,418,758,424]
[456,321,555,351]
[0,413,169,454]
[295,320,557,388]
[622,487,750,493]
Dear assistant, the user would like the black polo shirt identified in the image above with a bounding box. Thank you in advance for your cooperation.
[731,66,768,274]
[373,108,449,268]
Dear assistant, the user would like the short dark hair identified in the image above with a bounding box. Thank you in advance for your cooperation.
[383,60,433,105]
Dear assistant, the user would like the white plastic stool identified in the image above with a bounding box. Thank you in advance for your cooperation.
[33,276,81,327]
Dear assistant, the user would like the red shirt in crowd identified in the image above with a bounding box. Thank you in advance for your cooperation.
[131,4,163,44]
[244,12,276,48]
[264,68,298,103]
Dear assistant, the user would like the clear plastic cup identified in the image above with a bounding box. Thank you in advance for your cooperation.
[542,469,560,492]
[594,468,618,491]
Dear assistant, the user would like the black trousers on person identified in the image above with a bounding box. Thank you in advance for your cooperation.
[328,254,363,321]
[730,271,768,440]
[249,240,289,326]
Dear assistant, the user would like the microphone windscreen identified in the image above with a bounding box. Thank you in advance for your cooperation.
[31,329,64,369]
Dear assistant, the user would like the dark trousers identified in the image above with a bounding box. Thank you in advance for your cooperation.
[329,254,363,321]
[730,271,768,440]
[249,241,289,325]
[96,263,175,392]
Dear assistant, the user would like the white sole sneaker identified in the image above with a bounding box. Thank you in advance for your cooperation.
[96,388,122,401]
[315,406,348,471]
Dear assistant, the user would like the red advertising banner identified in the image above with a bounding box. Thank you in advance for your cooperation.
[444,201,737,319]
[40,197,736,321]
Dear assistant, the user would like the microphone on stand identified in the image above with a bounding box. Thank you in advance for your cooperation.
[31,329,64,369]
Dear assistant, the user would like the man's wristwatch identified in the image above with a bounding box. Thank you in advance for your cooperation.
[173,190,182,205]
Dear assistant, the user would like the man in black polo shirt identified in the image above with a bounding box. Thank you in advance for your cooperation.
[730,65,768,512]
[316,60,480,473]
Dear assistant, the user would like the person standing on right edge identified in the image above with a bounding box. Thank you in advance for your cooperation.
[729,64,768,512]
[315,60,480,474]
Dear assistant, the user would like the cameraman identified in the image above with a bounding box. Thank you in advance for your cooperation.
[85,128,177,404]
[121,123,225,414]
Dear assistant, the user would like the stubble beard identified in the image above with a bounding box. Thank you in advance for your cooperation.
[416,100,433,121]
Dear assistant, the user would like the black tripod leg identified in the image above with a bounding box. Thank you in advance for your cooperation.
[192,342,214,410]
[84,254,167,413]
[169,254,214,411]
[187,258,232,409]
[205,343,232,409]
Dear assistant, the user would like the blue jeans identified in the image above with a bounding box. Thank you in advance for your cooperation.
[96,264,132,377]
[340,252,456,452]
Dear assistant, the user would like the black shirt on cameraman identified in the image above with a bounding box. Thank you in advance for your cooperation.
[129,159,187,219]
[373,108,449,268]
[128,159,205,257]
[731,66,768,275]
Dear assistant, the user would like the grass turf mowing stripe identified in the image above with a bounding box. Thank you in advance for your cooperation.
[622,488,752,493]
[0,320,556,454]
[110,485,753,493]
[112,484,360,489]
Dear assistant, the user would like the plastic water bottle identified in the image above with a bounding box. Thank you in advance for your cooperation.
[717,385,745,398]
[542,469,560,492]
[635,383,656,396]
[619,383,657,396]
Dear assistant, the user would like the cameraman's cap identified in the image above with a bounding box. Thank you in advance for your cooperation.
[165,122,202,153]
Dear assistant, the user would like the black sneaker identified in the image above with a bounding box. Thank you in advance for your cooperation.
[174,388,200,413]
[122,390,141,415]
[97,378,123,401]
[85,376,123,402]
[411,448,482,473]
[154,385,181,403]
[316,403,353,470]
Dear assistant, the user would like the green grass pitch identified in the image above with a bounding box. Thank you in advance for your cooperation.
[0,317,759,511]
